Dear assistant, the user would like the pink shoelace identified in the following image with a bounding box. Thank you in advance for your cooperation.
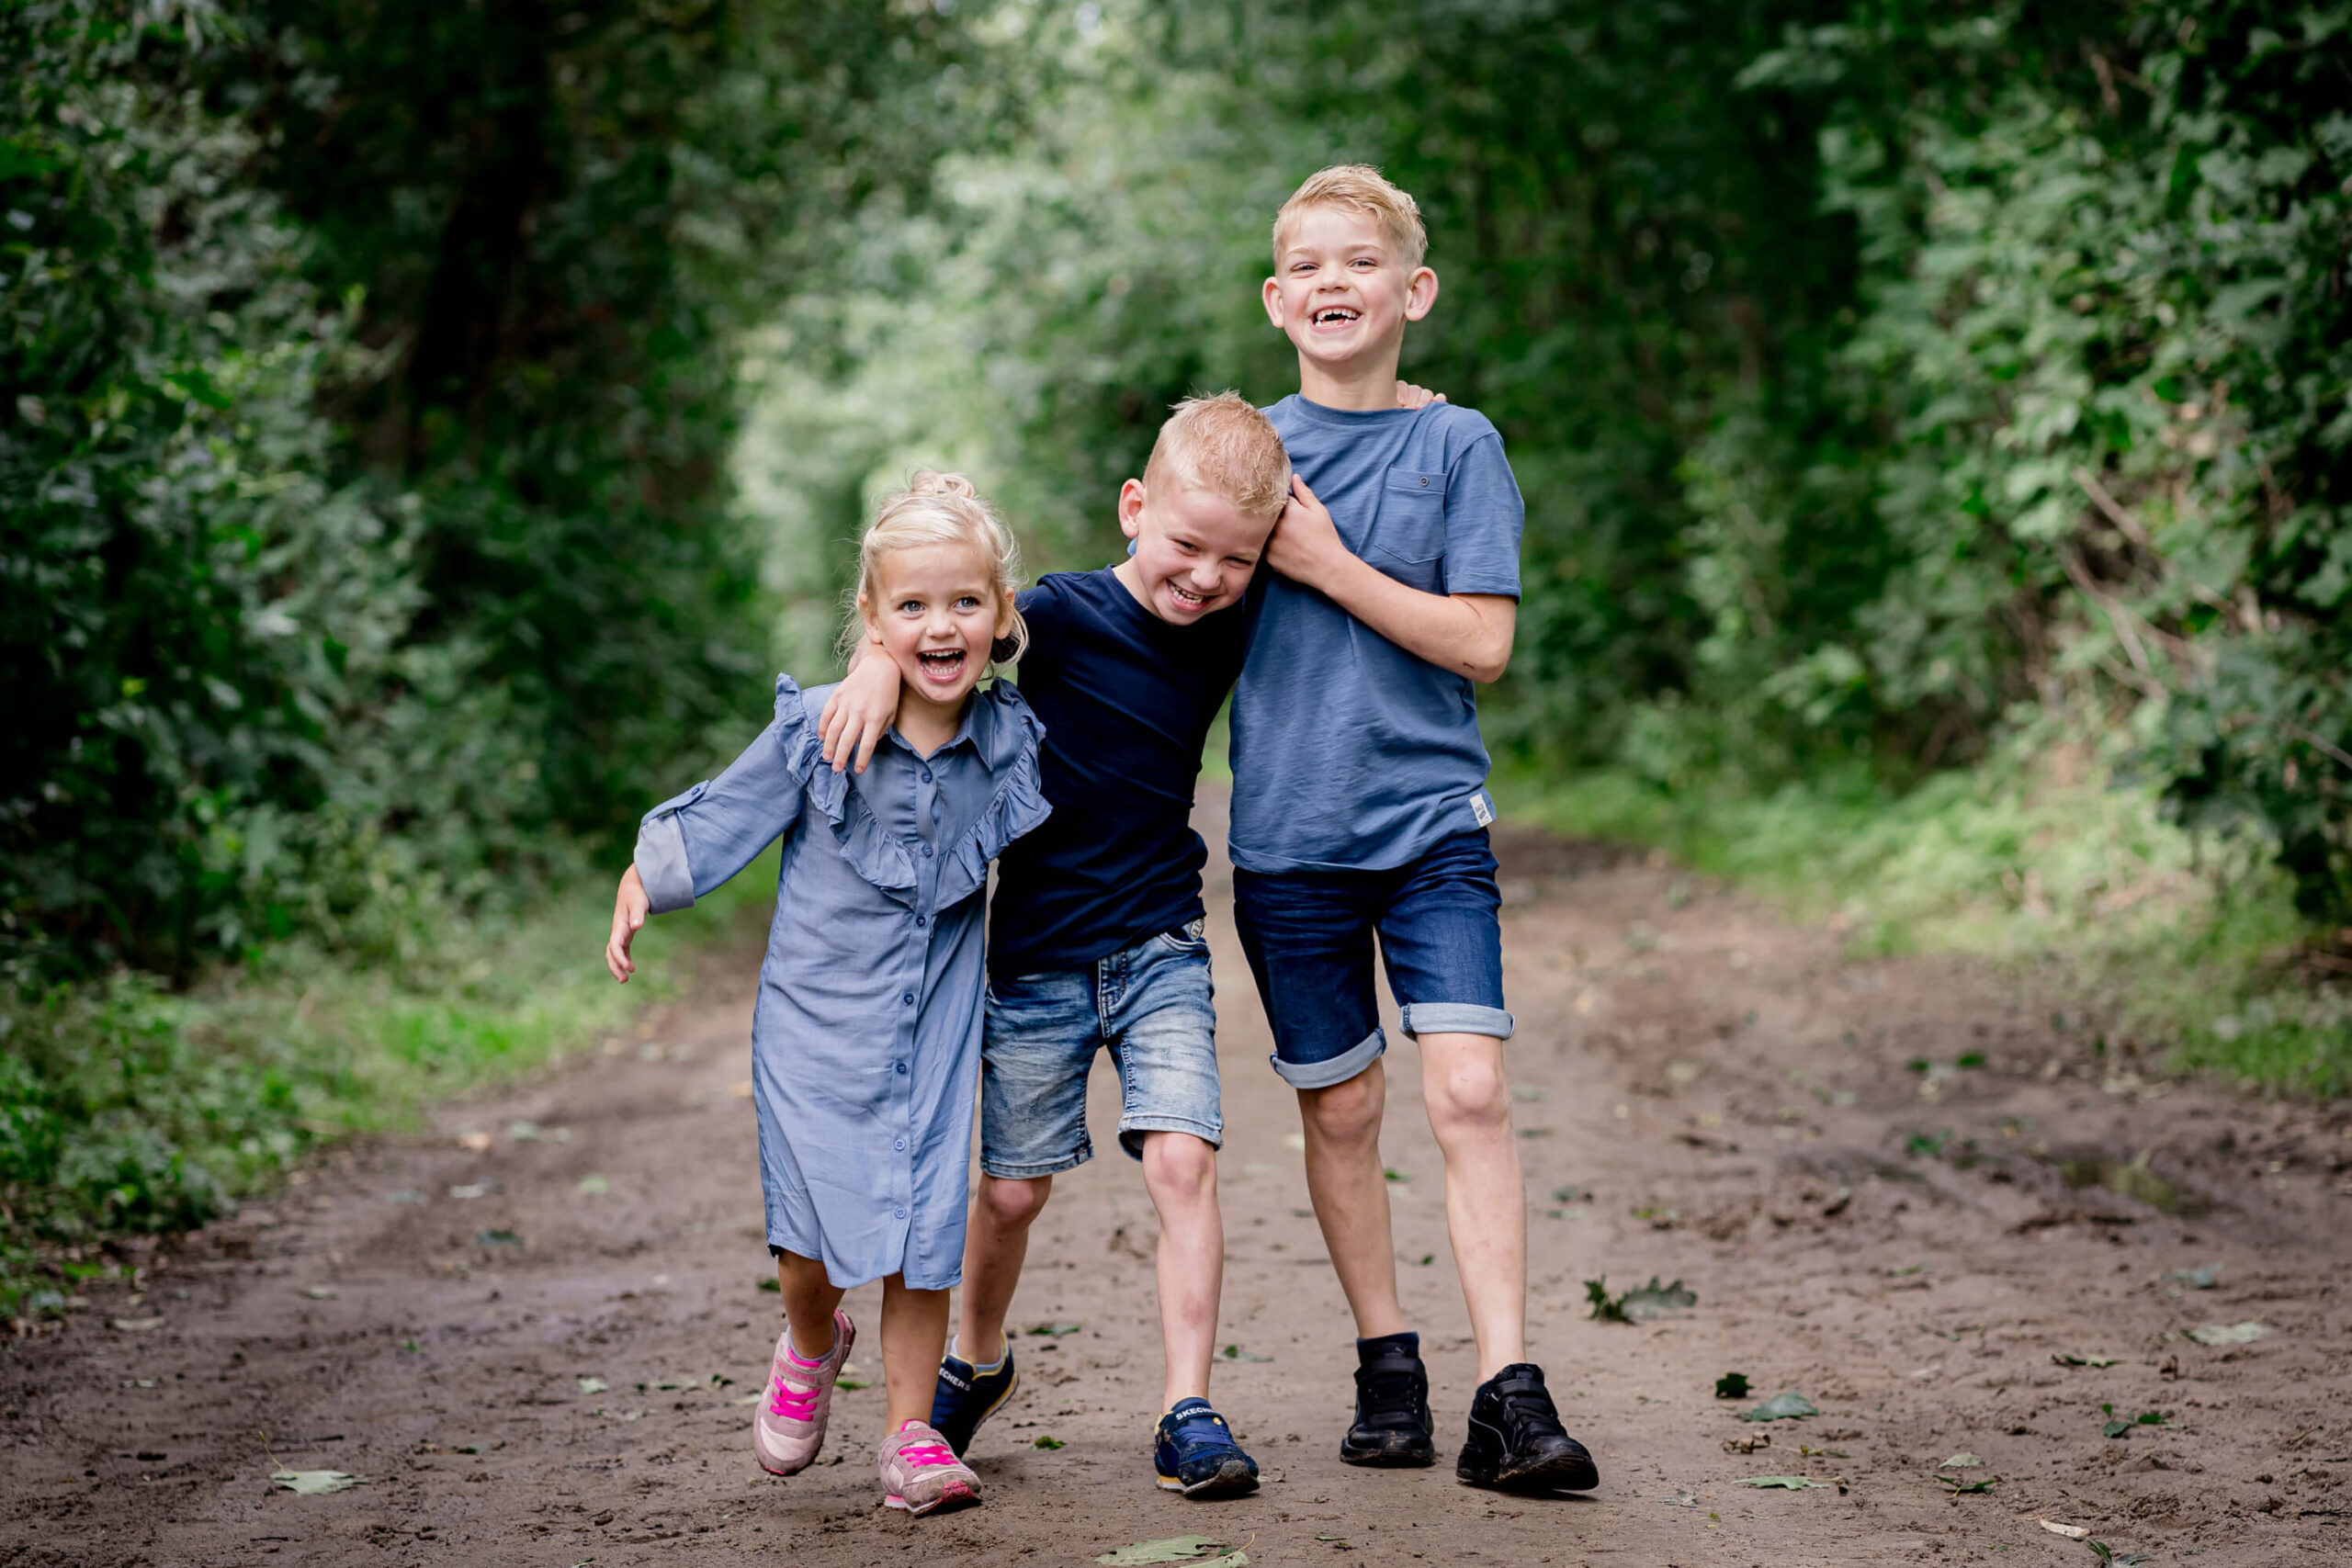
[769,1373,820,1421]
[897,1439,959,1470]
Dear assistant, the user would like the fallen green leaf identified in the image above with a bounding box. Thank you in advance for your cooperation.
[272,1468,363,1495]
[577,1377,607,1394]
[1550,1184,1589,1203]
[1095,1538,1230,1565]
[1937,1474,1995,1494]
[1027,1322,1082,1337]
[474,1229,521,1247]
[1714,1371,1750,1399]
[1660,1488,1700,1507]
[2051,1353,2120,1367]
[1739,1390,1819,1423]
[1584,1275,1697,1324]
[757,1277,780,1292]
[1383,1167,1411,1183]
[1939,1452,1982,1469]
[2186,1321,2270,1346]
[836,1377,871,1391]
[1034,1435,1065,1450]
[2163,1262,2220,1292]
[577,1175,610,1195]
[1734,1475,1827,1489]
[1220,1345,1272,1362]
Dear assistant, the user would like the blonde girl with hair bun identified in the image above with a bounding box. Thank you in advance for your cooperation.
[838,469,1030,667]
[605,468,1047,1518]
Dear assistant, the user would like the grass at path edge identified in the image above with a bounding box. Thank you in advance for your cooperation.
[1492,764,2351,1100]
[0,847,777,1318]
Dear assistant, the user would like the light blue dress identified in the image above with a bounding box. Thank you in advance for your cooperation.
[633,675,1048,1291]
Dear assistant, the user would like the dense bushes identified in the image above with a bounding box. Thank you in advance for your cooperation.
[3,0,989,979]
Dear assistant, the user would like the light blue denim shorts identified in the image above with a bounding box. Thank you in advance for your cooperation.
[979,919,1223,1179]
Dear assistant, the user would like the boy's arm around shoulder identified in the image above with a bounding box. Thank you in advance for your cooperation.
[819,640,900,775]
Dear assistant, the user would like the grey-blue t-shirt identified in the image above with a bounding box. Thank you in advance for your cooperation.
[1228,395,1524,874]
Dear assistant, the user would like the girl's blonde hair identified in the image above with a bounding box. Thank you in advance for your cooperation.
[837,469,1029,665]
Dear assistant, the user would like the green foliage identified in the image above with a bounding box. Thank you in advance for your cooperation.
[1734,3,2352,919]
[4,0,989,978]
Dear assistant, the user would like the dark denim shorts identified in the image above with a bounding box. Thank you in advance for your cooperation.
[978,919,1223,1179]
[1233,829,1513,1089]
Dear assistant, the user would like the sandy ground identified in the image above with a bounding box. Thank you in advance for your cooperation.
[5,797,2350,1567]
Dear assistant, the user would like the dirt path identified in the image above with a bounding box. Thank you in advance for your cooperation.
[6,799,2350,1566]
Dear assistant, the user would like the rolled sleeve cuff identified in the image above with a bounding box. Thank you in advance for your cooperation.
[1400,1003,1515,1042]
[1271,1026,1387,1090]
[634,814,697,914]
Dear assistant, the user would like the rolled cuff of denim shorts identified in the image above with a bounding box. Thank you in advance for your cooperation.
[979,1143,1094,1181]
[1115,1114,1224,1160]
[634,815,696,914]
[1399,1002,1516,1042]
[1271,1026,1386,1089]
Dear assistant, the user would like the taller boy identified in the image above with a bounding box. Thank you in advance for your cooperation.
[1241,166,1597,1492]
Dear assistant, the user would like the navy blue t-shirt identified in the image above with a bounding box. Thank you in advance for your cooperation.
[988,568,1250,978]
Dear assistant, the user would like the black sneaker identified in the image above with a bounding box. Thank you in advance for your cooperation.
[929,1342,1018,1458]
[1340,1332,1436,1467]
[1456,1363,1599,1492]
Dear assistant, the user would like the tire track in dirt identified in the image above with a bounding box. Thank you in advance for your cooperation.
[5,798,2349,1565]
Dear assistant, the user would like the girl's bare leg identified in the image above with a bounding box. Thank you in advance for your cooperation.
[774,1249,846,1357]
[879,1274,954,1433]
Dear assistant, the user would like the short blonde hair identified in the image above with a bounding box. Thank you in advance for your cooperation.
[838,469,1029,664]
[1272,164,1428,272]
[1141,392,1293,521]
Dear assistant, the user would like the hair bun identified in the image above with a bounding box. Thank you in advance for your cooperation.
[907,468,978,499]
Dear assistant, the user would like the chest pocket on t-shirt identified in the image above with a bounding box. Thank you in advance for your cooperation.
[1367,465,1447,592]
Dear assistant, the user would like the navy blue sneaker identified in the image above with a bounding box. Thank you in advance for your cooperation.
[930,1341,1018,1458]
[1154,1398,1261,1497]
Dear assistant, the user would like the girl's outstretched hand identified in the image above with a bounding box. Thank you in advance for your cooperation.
[606,864,650,982]
[819,646,900,774]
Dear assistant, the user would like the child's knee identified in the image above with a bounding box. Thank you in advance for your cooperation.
[1426,1053,1510,1138]
[977,1172,1052,1230]
[1140,1132,1217,1202]
[1299,1069,1385,1146]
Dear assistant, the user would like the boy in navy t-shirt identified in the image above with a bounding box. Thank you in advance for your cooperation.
[1238,165,1599,1494]
[816,394,1312,1498]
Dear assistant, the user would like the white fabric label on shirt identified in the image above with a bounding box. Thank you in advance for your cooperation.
[1469,790,1495,828]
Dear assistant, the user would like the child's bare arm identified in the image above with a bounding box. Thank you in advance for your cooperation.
[605,863,650,982]
[1263,475,1516,682]
[818,641,900,774]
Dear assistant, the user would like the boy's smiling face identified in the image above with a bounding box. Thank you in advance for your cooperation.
[1262,204,1438,384]
[1113,479,1272,626]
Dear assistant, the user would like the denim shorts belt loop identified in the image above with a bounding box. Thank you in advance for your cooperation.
[978,919,1224,1179]
[1234,828,1515,1089]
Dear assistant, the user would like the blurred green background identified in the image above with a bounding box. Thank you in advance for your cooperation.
[4,0,2347,1295]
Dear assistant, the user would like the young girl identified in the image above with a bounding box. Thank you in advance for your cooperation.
[604,471,1046,1517]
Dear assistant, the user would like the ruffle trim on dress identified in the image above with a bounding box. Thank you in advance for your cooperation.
[933,682,1051,909]
[771,674,922,906]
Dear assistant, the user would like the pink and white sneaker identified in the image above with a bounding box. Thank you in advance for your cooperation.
[877,1419,982,1516]
[753,1309,854,1476]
